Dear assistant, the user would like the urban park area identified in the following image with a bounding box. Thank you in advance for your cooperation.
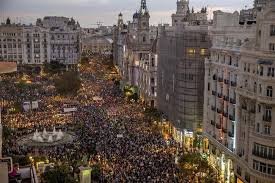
[1,55,218,183]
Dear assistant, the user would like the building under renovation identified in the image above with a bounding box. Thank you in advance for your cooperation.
[157,0,211,147]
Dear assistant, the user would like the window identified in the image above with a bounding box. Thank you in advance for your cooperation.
[143,36,146,42]
[269,43,275,51]
[257,66,263,76]
[187,48,196,55]
[264,125,271,135]
[200,48,207,56]
[267,86,273,97]
[256,123,260,133]
[270,25,275,36]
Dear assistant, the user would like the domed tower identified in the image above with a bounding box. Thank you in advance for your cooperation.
[137,0,150,45]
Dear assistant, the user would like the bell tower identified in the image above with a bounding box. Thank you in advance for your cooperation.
[176,0,189,15]
[172,0,190,26]
[137,0,150,45]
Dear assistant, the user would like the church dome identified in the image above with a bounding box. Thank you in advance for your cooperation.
[133,12,140,19]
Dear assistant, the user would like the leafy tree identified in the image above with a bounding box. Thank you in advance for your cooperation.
[54,71,81,96]
[178,153,218,183]
[144,107,162,121]
[41,165,77,183]
[91,164,101,181]
[43,61,65,74]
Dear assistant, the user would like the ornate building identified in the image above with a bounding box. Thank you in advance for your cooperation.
[113,0,158,107]
[203,1,275,182]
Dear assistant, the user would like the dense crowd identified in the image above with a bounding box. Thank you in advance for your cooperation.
[2,56,183,182]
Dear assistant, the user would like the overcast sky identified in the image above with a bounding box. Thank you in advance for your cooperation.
[0,0,253,27]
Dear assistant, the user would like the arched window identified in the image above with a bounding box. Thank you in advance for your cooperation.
[267,86,273,97]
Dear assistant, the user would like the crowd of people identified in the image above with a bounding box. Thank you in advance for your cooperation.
[2,56,184,182]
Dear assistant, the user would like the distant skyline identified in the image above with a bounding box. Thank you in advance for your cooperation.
[1,0,253,27]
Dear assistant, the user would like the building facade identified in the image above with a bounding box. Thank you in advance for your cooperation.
[0,16,81,66]
[157,0,210,147]
[0,19,23,64]
[82,36,113,55]
[203,1,275,183]
[113,0,158,107]
[22,25,50,65]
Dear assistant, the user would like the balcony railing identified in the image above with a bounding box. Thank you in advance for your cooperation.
[224,79,230,85]
[211,120,215,125]
[224,112,228,117]
[229,115,235,121]
[242,105,247,110]
[216,124,221,129]
[230,98,236,104]
[224,96,229,101]
[228,131,234,138]
[212,91,216,96]
[231,81,237,87]
[217,93,223,98]
[213,75,217,80]
[211,106,216,111]
[218,77,223,82]
[217,108,223,114]
[263,116,272,122]
[252,150,275,160]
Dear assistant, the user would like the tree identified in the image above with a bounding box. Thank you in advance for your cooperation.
[43,61,65,74]
[41,165,77,183]
[178,153,218,183]
[91,164,101,181]
[54,71,81,96]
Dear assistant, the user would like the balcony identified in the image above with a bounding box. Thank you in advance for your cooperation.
[218,77,223,82]
[231,81,237,87]
[211,120,215,125]
[224,96,229,101]
[213,75,217,80]
[252,150,275,160]
[224,79,230,85]
[212,91,217,96]
[217,93,223,98]
[228,131,234,138]
[250,109,256,114]
[263,116,272,122]
[217,108,223,114]
[230,98,236,104]
[216,124,222,129]
[229,115,235,121]
[258,95,275,105]
[211,106,216,111]
[222,128,228,133]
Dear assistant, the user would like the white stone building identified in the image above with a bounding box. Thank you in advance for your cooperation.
[82,36,113,55]
[203,1,275,182]
[0,19,23,64]
[22,25,50,65]
[37,17,81,66]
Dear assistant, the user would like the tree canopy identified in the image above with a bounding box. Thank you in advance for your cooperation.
[178,153,219,183]
[54,71,81,96]
[41,165,76,183]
